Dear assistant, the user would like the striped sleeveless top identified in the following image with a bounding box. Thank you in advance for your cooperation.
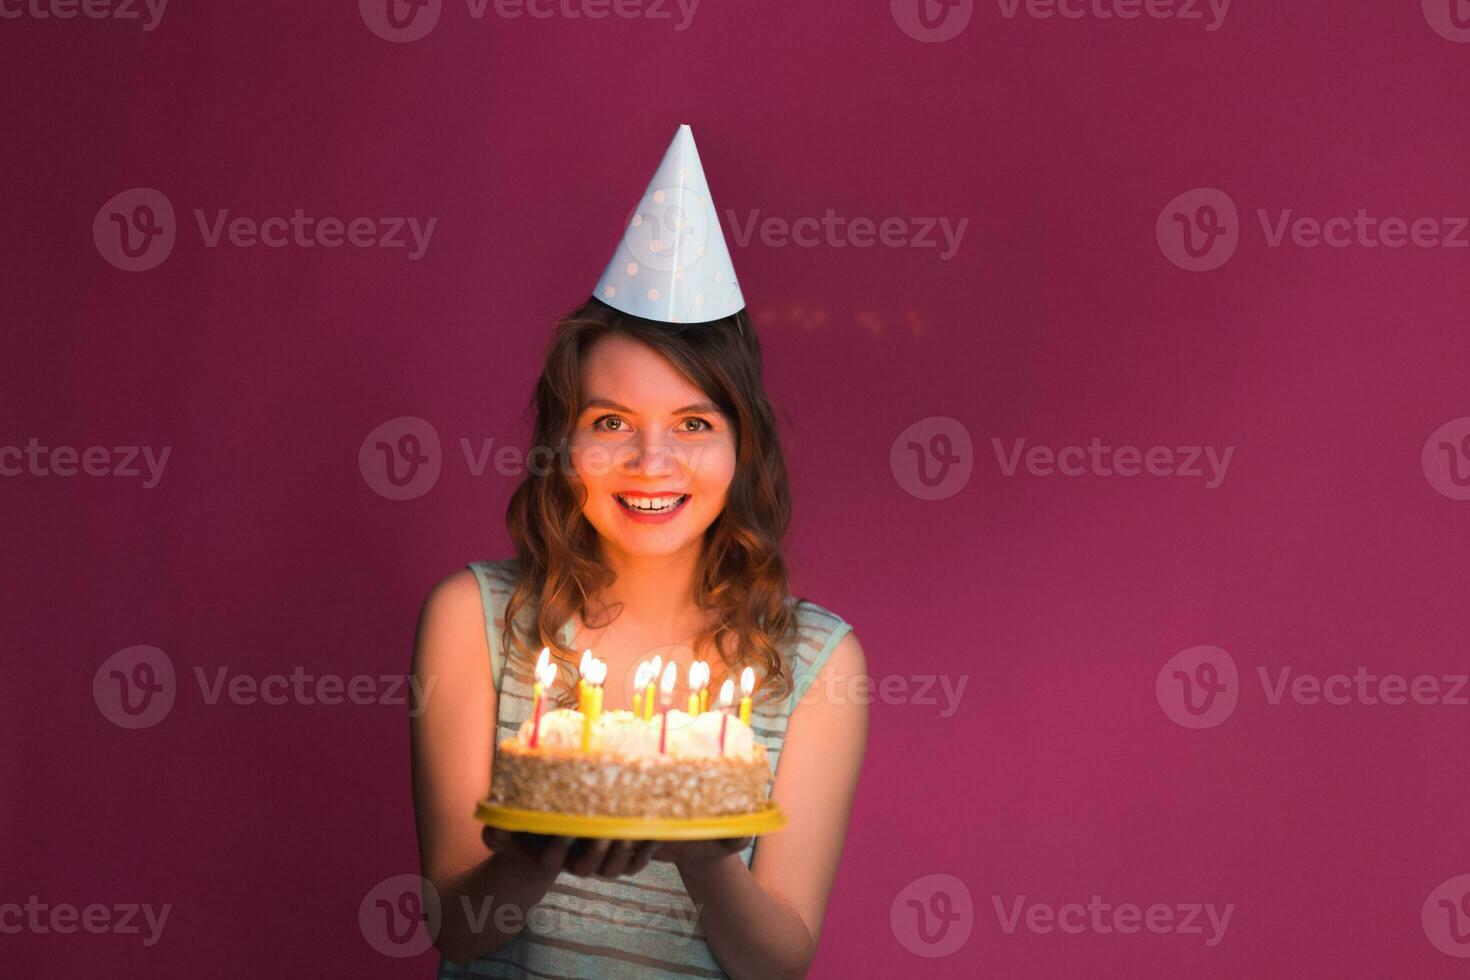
[439,558,852,980]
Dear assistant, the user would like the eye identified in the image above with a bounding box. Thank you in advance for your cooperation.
[591,414,628,433]
[679,417,714,433]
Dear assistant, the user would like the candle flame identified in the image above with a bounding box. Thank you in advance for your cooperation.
[589,657,607,685]
[633,661,654,690]
[534,647,557,687]
[740,666,755,696]
[580,649,592,675]
[689,660,709,691]
[659,660,678,700]
[718,678,735,707]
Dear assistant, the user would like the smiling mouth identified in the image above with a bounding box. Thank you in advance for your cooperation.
[614,493,690,515]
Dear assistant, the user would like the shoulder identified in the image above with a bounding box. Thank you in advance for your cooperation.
[784,597,862,704]
[414,559,517,653]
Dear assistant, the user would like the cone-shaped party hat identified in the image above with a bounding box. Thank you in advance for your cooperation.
[592,124,745,324]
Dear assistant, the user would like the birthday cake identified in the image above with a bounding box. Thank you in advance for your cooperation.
[489,708,771,819]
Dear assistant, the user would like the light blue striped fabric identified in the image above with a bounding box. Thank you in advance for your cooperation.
[440,558,852,980]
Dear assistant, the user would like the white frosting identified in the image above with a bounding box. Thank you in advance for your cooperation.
[515,705,758,761]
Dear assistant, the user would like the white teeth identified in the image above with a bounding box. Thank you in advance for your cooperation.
[616,494,687,513]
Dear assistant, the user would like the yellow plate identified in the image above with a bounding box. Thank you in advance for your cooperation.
[475,800,787,840]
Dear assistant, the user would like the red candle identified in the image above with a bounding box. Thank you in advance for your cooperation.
[657,660,677,754]
[716,678,735,756]
[529,648,553,749]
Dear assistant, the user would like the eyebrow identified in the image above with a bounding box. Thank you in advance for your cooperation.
[581,397,724,417]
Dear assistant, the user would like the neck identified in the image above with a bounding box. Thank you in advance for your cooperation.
[594,538,705,629]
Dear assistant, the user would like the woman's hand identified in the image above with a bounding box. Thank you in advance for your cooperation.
[482,827,663,879]
[649,837,753,869]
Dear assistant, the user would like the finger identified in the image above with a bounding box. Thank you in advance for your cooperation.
[596,839,636,878]
[621,840,659,876]
[538,836,577,875]
[568,837,612,877]
[723,837,753,853]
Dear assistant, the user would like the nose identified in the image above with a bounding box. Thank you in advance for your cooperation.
[619,431,678,478]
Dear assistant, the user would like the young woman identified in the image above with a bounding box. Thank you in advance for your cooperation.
[411,126,867,979]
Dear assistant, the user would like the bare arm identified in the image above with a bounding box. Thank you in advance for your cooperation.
[676,630,869,980]
[409,569,561,964]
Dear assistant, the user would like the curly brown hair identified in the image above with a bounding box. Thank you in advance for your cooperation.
[501,296,800,710]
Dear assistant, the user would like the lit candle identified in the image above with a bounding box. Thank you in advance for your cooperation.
[644,655,663,721]
[687,661,709,716]
[739,666,755,727]
[578,649,593,714]
[595,655,605,717]
[529,647,554,749]
[657,660,677,754]
[589,657,606,724]
[717,677,735,756]
[633,660,655,722]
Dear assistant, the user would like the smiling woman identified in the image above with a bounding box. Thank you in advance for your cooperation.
[410,125,866,980]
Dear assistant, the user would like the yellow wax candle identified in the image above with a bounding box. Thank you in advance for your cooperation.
[687,692,699,715]
[699,689,708,713]
[739,666,755,727]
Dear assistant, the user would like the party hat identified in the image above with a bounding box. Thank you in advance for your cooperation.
[592,124,745,324]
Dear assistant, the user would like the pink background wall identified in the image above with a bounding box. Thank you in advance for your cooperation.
[5,1,1470,976]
